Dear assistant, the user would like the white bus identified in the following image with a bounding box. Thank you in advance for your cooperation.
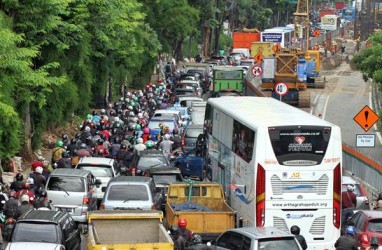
[204,97,342,250]
[260,27,294,48]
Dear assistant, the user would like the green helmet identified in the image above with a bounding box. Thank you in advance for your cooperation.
[86,114,92,120]
[56,140,64,147]
[135,124,141,130]
[130,102,135,107]
[134,97,139,102]
[146,141,154,148]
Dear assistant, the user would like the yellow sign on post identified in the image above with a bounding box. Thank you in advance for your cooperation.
[353,105,379,132]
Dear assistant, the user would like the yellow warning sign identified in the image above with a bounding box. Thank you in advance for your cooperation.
[353,105,379,132]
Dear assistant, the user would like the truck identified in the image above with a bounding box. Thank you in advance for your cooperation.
[191,101,206,125]
[232,29,260,50]
[250,42,273,58]
[165,182,235,241]
[87,210,174,250]
[210,66,244,96]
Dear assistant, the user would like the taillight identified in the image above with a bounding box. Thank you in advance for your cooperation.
[361,234,369,245]
[99,203,105,210]
[151,203,157,210]
[83,196,90,205]
[181,136,185,146]
[333,164,341,228]
[7,218,15,224]
[256,164,265,227]
[131,168,136,176]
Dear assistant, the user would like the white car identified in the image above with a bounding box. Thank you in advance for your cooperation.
[177,96,203,108]
[178,80,203,98]
[342,175,371,210]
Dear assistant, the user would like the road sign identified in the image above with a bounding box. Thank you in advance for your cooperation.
[251,65,263,77]
[313,29,321,37]
[254,52,264,65]
[356,134,376,147]
[353,105,379,132]
[274,82,289,96]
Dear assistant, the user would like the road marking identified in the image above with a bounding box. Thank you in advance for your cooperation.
[369,86,382,145]
[322,95,330,120]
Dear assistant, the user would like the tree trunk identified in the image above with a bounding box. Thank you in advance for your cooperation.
[20,101,34,161]
[202,26,211,58]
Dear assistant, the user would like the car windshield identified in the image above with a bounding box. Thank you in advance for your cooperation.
[241,61,254,67]
[186,128,203,138]
[12,222,59,243]
[368,219,382,233]
[107,184,149,201]
[148,121,175,131]
[176,89,194,96]
[47,176,85,192]
[258,237,300,250]
[77,165,113,177]
[138,157,167,169]
[152,174,181,185]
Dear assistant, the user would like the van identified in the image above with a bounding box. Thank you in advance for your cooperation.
[75,157,120,206]
[232,48,251,59]
[46,169,99,224]
[191,101,206,125]
[100,176,163,211]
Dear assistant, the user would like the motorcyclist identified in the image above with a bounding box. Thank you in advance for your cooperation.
[142,127,150,143]
[188,234,209,250]
[16,195,34,219]
[178,218,192,246]
[77,143,92,157]
[31,155,45,172]
[290,225,307,250]
[172,129,182,151]
[10,173,24,192]
[57,151,72,168]
[110,137,122,158]
[341,184,357,223]
[15,183,35,205]
[51,140,65,165]
[30,167,46,195]
[0,186,8,211]
[159,134,173,156]
[334,226,358,250]
[94,139,109,157]
[134,138,147,155]
[33,190,51,210]
[61,133,70,148]
[4,191,19,219]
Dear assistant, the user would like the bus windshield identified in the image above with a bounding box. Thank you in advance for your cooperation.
[268,126,331,165]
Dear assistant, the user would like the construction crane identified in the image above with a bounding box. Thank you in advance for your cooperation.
[293,0,310,51]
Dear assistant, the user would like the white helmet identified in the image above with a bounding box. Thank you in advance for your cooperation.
[27,177,34,185]
[36,166,43,174]
[164,134,170,140]
[101,108,106,114]
[128,106,133,111]
[129,111,135,117]
[127,92,131,96]
[347,184,355,192]
[85,126,91,132]
[133,117,138,123]
[114,117,120,122]
[120,97,124,101]
[21,194,30,203]
[138,113,143,119]
[137,138,143,144]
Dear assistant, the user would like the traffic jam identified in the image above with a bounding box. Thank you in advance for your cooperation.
[2,21,382,250]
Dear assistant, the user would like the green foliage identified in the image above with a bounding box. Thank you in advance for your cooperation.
[353,32,382,87]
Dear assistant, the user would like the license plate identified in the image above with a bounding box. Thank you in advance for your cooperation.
[57,207,73,213]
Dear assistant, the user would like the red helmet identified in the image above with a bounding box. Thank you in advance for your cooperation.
[143,127,150,134]
[178,218,187,228]
[158,78,163,83]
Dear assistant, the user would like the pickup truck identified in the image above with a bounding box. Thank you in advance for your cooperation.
[87,210,174,250]
[165,182,235,241]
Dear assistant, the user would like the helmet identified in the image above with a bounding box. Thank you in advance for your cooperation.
[98,139,104,145]
[134,97,139,102]
[164,134,170,140]
[138,113,143,119]
[101,108,106,114]
[192,234,203,244]
[146,141,154,148]
[9,190,16,198]
[178,218,187,228]
[346,226,355,235]
[80,143,87,149]
[135,124,141,131]
[62,151,69,158]
[85,126,91,132]
[62,133,68,140]
[143,127,150,134]
[347,184,355,192]
[16,173,24,181]
[56,140,64,147]
[70,138,77,144]
[27,177,34,185]
[290,225,300,235]
[36,166,43,174]
[21,194,29,203]
[137,138,144,144]
[86,114,92,120]
[158,78,163,83]
[22,183,30,190]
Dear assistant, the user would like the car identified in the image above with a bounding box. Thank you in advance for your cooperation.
[174,88,197,98]
[153,109,182,126]
[148,116,179,141]
[148,167,183,209]
[100,176,163,211]
[177,80,203,98]
[342,210,382,249]
[182,124,204,153]
[167,105,192,127]
[46,168,99,224]
[6,210,81,250]
[342,176,370,210]
[208,227,303,250]
[130,150,171,176]
[174,148,204,180]
[75,157,120,206]
[179,73,201,82]
[185,68,211,92]
[178,96,203,108]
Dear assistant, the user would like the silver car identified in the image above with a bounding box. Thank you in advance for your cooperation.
[46,169,98,223]
[342,175,371,210]
[100,176,163,211]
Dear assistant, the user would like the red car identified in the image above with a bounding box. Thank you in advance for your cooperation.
[344,210,382,249]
